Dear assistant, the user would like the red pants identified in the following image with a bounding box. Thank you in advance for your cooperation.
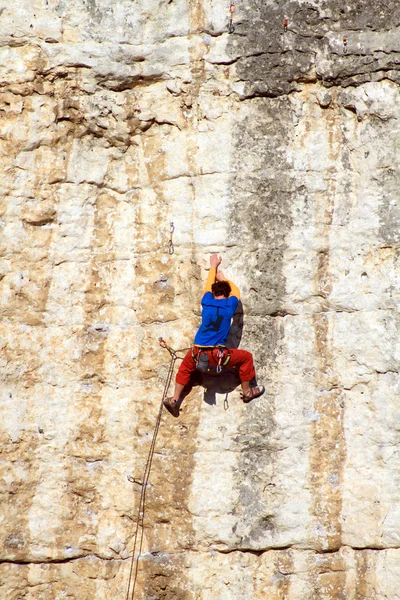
[176,347,256,386]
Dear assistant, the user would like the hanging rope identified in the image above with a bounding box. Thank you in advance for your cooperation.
[125,338,190,600]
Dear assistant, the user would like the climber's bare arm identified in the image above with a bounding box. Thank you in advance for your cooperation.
[203,253,221,292]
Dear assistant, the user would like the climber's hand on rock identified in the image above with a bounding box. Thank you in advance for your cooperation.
[210,253,222,269]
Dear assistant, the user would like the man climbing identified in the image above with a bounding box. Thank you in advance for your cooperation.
[163,253,265,417]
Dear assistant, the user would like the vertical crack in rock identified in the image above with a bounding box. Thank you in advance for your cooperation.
[64,191,114,557]
[308,103,346,559]
[310,314,346,552]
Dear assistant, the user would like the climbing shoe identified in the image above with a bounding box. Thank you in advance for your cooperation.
[241,385,265,404]
[163,398,181,418]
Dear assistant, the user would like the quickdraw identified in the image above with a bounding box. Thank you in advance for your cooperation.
[343,35,348,54]
[215,348,229,373]
[283,17,288,33]
[168,222,175,255]
[228,2,235,33]
[224,393,229,410]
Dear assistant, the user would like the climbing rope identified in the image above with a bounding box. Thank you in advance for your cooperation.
[125,338,190,600]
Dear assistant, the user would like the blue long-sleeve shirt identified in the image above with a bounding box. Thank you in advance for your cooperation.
[193,268,240,347]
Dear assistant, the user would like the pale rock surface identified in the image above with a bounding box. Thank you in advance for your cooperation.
[1,0,400,599]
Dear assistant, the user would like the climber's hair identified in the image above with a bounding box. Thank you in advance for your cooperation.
[211,281,231,298]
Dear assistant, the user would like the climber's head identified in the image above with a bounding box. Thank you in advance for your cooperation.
[211,281,231,299]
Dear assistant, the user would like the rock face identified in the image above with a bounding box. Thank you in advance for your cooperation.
[1,0,400,598]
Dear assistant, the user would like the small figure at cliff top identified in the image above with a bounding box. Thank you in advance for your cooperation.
[163,253,265,417]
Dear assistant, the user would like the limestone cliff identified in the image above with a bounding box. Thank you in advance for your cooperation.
[1,0,400,598]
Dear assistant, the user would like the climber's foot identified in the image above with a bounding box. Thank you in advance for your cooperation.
[241,385,265,404]
[163,397,181,418]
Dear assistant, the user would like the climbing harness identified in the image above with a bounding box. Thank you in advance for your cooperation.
[343,35,348,54]
[125,338,189,600]
[168,222,175,254]
[228,2,235,33]
[191,345,231,375]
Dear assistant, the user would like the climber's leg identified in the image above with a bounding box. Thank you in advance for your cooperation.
[175,349,197,390]
[163,350,196,416]
[227,348,265,402]
[227,348,256,382]
[168,382,185,404]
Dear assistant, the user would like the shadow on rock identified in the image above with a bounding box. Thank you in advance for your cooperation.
[180,368,242,406]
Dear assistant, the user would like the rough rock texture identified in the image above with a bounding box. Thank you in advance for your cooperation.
[1,0,400,598]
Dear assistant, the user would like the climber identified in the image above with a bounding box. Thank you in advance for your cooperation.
[163,253,265,417]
